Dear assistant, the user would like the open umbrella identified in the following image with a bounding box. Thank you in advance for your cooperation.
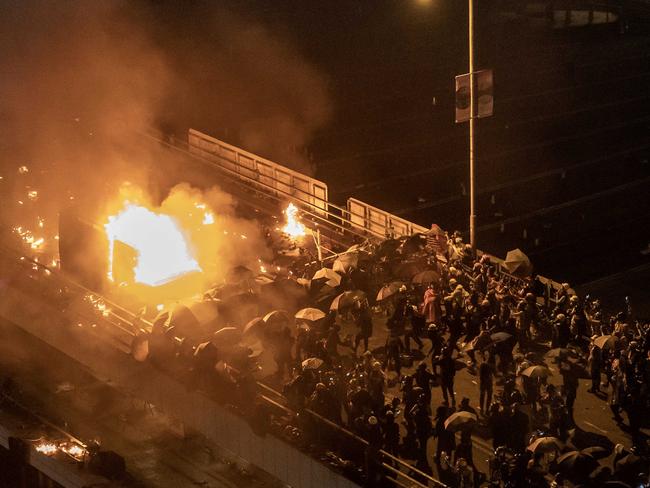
[330,290,366,311]
[521,365,552,379]
[503,248,533,277]
[376,282,403,302]
[547,347,581,359]
[580,446,611,460]
[557,451,599,476]
[243,316,263,335]
[312,268,342,288]
[295,308,326,322]
[527,436,563,453]
[262,310,290,331]
[376,238,401,258]
[211,327,242,347]
[399,233,428,254]
[412,269,441,285]
[444,411,477,432]
[333,252,359,274]
[593,335,619,350]
[302,357,324,370]
[490,332,513,343]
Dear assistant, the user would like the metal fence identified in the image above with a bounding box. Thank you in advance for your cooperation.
[188,129,329,215]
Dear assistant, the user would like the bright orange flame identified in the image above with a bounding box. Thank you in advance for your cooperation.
[282,203,305,238]
[105,204,201,286]
[35,441,58,456]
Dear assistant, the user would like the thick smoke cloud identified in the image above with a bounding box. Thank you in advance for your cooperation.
[0,0,332,210]
[149,2,333,174]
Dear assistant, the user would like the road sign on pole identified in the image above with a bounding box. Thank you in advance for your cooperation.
[455,73,471,123]
[455,69,493,123]
[476,69,494,118]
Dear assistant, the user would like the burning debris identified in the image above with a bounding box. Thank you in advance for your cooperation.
[105,203,201,286]
[282,203,306,238]
[35,441,58,456]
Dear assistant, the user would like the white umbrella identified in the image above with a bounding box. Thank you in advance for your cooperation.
[312,268,342,288]
[295,308,326,322]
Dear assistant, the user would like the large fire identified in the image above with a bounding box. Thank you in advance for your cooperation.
[282,203,306,238]
[105,204,201,286]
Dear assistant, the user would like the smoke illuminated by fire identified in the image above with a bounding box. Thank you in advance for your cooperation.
[99,183,269,303]
[282,203,306,238]
[105,204,201,286]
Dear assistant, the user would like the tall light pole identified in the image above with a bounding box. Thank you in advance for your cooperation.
[468,0,476,251]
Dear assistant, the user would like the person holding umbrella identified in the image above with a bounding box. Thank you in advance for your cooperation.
[353,303,373,355]
[479,352,496,414]
[436,346,457,408]
[433,404,456,466]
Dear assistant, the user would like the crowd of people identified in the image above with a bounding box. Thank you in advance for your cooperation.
[259,231,650,487]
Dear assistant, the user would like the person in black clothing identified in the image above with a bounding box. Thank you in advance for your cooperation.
[410,396,432,462]
[353,305,373,355]
[456,397,477,467]
[436,347,457,407]
[414,362,436,407]
[587,343,602,393]
[434,404,456,464]
[478,352,495,413]
[383,332,404,378]
[427,324,444,375]
[382,410,400,456]
[560,359,579,426]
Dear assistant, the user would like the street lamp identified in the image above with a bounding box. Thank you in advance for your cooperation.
[455,0,492,252]
[468,0,476,251]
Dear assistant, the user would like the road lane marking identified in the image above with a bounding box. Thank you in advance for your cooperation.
[583,421,608,434]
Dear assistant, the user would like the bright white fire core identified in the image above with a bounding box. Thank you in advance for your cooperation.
[105,204,201,286]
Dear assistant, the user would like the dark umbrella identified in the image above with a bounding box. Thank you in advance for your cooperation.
[399,233,428,254]
[547,347,581,359]
[333,253,359,274]
[580,446,611,460]
[557,451,599,477]
[243,316,263,336]
[614,453,644,479]
[211,327,242,347]
[521,365,552,379]
[376,282,403,302]
[490,332,513,343]
[262,310,291,331]
[330,290,366,311]
[376,239,401,258]
[412,269,441,285]
[444,411,477,432]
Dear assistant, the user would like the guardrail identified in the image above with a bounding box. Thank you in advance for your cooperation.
[347,198,429,239]
[189,129,330,215]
